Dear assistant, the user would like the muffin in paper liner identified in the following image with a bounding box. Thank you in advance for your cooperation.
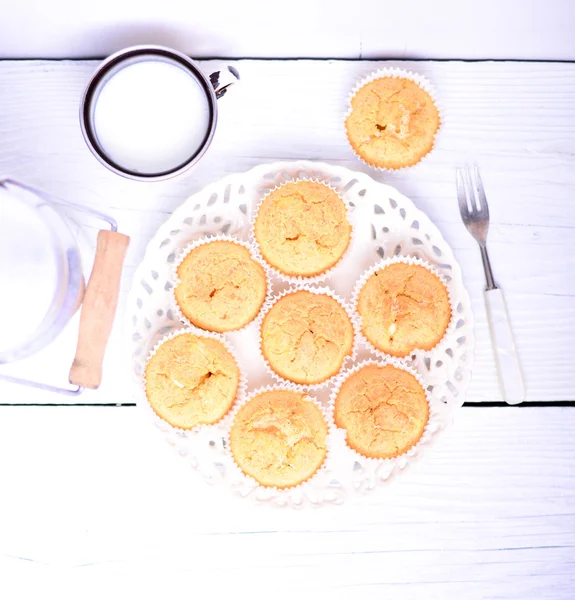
[171,234,272,335]
[328,358,438,471]
[250,177,356,286]
[142,327,248,436]
[344,67,443,172]
[222,383,337,504]
[351,255,456,362]
[255,285,360,392]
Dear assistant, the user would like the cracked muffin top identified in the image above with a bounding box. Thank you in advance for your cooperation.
[229,389,328,488]
[260,290,354,385]
[174,240,267,332]
[334,363,428,459]
[356,262,451,357]
[145,332,240,429]
[345,76,440,170]
[253,180,352,277]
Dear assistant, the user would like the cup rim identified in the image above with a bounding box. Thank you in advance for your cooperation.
[79,45,218,182]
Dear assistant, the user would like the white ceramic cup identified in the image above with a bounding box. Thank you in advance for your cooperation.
[80,45,239,181]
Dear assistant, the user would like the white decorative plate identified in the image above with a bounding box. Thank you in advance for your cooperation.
[127,160,475,507]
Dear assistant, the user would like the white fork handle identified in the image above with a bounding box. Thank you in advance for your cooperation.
[484,288,525,404]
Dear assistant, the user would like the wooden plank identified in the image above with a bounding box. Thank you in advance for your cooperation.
[0,60,574,403]
[0,1,574,60]
[0,406,573,598]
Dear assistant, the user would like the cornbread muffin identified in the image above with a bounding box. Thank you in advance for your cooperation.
[145,332,240,429]
[253,181,351,277]
[345,76,440,169]
[261,290,354,385]
[357,262,451,357]
[334,363,428,459]
[175,240,267,332]
[229,389,328,488]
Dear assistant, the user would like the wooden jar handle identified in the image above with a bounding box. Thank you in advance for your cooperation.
[69,230,130,389]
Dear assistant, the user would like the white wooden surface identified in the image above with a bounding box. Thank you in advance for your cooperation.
[0,406,573,599]
[0,1,575,60]
[0,59,574,403]
[0,58,574,600]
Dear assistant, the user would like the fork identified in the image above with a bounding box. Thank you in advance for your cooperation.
[456,165,525,404]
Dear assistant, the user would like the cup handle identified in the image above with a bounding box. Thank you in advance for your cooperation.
[69,230,130,390]
[209,66,240,99]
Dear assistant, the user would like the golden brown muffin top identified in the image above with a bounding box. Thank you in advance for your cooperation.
[145,332,240,429]
[175,240,267,333]
[261,290,354,385]
[253,181,351,277]
[357,262,451,357]
[334,363,428,459]
[345,77,440,169]
[230,389,328,488]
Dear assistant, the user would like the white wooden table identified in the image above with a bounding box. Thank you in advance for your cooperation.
[0,59,574,599]
[1,0,574,60]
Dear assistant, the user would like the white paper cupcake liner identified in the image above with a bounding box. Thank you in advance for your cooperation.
[222,383,337,504]
[141,327,248,437]
[328,357,439,472]
[350,255,456,363]
[344,67,444,173]
[255,285,360,392]
[249,177,356,285]
[171,234,272,335]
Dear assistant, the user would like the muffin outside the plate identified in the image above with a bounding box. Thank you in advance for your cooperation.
[260,290,354,385]
[345,74,440,169]
[253,180,352,278]
[145,331,240,430]
[356,261,451,357]
[175,239,267,333]
[334,363,429,459]
[229,389,328,488]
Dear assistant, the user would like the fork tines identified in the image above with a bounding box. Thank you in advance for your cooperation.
[456,165,490,221]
